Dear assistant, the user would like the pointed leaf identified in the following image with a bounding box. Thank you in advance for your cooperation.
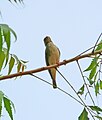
[100,80,102,89]
[0,28,2,53]
[9,27,17,42]
[0,24,17,44]
[10,100,16,113]
[3,97,13,120]
[8,0,12,2]
[95,82,99,96]
[14,0,17,3]
[95,40,102,51]
[3,48,9,68]
[77,85,84,95]
[89,66,97,80]
[78,108,89,120]
[3,26,11,52]
[8,0,23,4]
[89,106,102,114]
[95,115,102,119]
[86,77,94,85]
[8,56,15,74]
[22,65,25,72]
[94,72,98,82]
[0,91,4,117]
[12,54,19,64]
[84,57,98,72]
[0,51,5,71]
[20,59,28,63]
[17,62,21,72]
[5,30,10,52]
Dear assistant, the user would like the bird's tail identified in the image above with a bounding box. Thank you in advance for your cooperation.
[52,79,57,89]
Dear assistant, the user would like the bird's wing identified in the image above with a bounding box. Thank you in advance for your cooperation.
[45,45,56,80]
[57,47,60,57]
[45,46,50,66]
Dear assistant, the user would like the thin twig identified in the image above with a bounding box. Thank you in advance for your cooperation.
[30,73,97,118]
[29,73,83,106]
[77,46,93,56]
[77,34,102,57]
[56,69,95,120]
[76,60,95,106]
[92,33,102,53]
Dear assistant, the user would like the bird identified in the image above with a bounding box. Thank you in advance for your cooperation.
[44,36,60,89]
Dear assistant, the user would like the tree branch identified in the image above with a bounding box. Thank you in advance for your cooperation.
[0,49,102,81]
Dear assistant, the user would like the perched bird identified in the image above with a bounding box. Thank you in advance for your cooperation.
[44,36,60,88]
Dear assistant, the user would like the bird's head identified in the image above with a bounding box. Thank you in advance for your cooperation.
[44,36,52,46]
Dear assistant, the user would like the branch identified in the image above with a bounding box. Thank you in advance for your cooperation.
[0,49,102,81]
[30,73,84,106]
[76,61,95,105]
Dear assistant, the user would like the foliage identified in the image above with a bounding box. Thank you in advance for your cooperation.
[83,40,102,96]
[1,1,102,120]
[0,24,27,120]
[8,0,23,4]
[0,24,27,75]
[76,40,102,119]
[0,91,15,120]
[78,108,89,120]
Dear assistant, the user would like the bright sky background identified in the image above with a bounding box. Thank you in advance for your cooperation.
[0,0,102,120]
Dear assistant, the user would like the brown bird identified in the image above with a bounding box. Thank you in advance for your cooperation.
[44,36,60,88]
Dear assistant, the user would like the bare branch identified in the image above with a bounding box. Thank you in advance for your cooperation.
[0,49,102,81]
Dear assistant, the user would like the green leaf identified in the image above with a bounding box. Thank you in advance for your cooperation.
[0,28,2,53]
[100,80,102,89]
[94,72,98,82]
[8,56,15,74]
[10,100,16,113]
[89,66,97,80]
[3,25,11,52]
[84,57,98,72]
[12,54,19,64]
[95,115,102,119]
[89,106,102,114]
[95,40,102,51]
[86,77,94,85]
[95,81,99,96]
[0,24,17,51]
[9,27,17,42]
[3,97,13,120]
[5,30,10,52]
[77,85,84,95]
[0,91,4,117]
[0,51,5,71]
[17,60,27,72]
[3,48,9,68]
[78,108,89,120]
[17,62,21,72]
[20,59,28,63]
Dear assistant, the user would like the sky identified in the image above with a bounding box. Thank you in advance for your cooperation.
[0,0,102,120]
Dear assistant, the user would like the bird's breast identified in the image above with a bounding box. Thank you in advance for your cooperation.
[47,44,60,65]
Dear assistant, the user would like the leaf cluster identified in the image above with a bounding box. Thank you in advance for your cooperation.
[78,107,102,120]
[0,24,27,75]
[77,40,102,119]
[0,91,15,120]
[0,24,27,120]
[83,41,102,96]
[8,0,23,4]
